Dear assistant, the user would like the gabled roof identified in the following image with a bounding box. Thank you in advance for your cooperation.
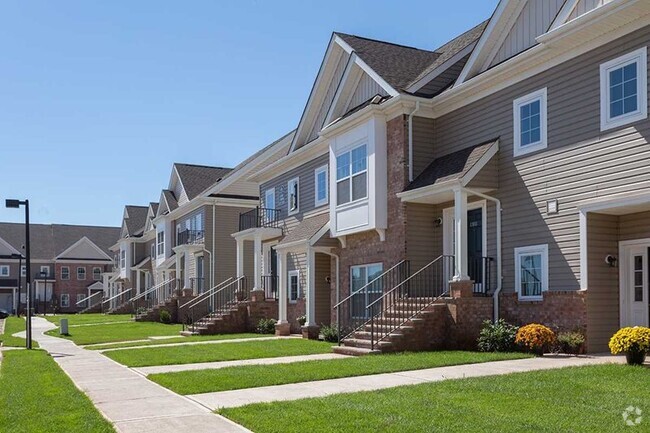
[123,205,149,238]
[276,213,330,248]
[173,163,233,201]
[56,236,113,261]
[159,189,178,215]
[335,33,439,91]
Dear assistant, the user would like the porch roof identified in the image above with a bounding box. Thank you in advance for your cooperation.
[276,213,332,250]
[398,138,499,204]
[131,256,151,271]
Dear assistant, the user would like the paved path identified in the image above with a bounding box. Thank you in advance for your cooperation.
[30,317,251,433]
[95,335,298,352]
[187,354,625,410]
[135,353,350,375]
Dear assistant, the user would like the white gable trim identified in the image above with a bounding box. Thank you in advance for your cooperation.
[407,42,477,93]
[56,236,113,261]
[550,0,581,31]
[0,236,22,256]
[157,191,171,217]
[323,53,361,127]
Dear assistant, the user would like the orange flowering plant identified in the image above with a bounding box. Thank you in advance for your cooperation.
[515,323,556,354]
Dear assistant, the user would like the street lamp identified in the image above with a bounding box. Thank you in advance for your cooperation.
[6,199,32,349]
[9,253,23,316]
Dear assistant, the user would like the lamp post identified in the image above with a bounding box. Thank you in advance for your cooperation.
[6,199,32,349]
[9,253,23,316]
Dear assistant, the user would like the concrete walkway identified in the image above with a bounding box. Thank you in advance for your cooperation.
[29,317,251,433]
[135,353,350,375]
[187,354,624,410]
[95,335,299,352]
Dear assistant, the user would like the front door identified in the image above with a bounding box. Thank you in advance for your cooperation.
[467,208,484,286]
[623,245,649,327]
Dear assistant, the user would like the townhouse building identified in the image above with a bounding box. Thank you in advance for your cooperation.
[233,0,650,353]
[0,223,119,314]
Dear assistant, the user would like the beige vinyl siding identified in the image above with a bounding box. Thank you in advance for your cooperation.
[417,55,470,96]
[429,25,650,294]
[490,0,565,67]
[260,153,329,221]
[406,203,442,270]
[411,116,435,179]
[619,211,650,241]
[348,72,388,109]
[207,205,254,287]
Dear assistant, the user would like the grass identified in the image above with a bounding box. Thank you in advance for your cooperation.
[105,338,333,367]
[150,351,530,395]
[85,333,270,350]
[0,350,114,432]
[45,321,183,345]
[42,313,132,326]
[220,364,648,433]
[0,316,38,348]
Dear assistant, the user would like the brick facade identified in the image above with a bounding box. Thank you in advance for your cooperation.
[51,263,111,313]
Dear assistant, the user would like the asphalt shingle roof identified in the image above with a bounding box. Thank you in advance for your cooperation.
[174,163,233,201]
[277,213,330,247]
[162,190,178,212]
[124,205,149,237]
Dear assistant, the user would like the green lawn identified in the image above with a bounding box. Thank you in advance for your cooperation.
[0,350,114,432]
[86,333,269,350]
[42,313,132,326]
[105,338,332,367]
[220,364,646,433]
[150,351,530,395]
[45,321,183,345]
[0,316,38,348]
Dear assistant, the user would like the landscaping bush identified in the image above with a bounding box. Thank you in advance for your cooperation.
[159,310,172,324]
[256,318,277,334]
[477,319,518,352]
[136,307,147,316]
[556,331,585,355]
[515,323,555,355]
[320,324,339,343]
[297,315,307,327]
[609,326,650,365]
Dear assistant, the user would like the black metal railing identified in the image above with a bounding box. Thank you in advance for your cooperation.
[334,260,411,346]
[182,276,249,332]
[128,278,176,316]
[190,277,205,293]
[261,275,278,299]
[469,256,495,296]
[76,291,103,313]
[363,255,455,350]
[238,207,280,231]
[177,229,205,246]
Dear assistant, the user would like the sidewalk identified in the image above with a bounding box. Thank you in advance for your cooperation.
[187,354,624,410]
[94,335,297,352]
[29,317,250,433]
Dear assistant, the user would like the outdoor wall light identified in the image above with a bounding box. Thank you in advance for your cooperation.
[605,255,617,267]
[434,217,443,227]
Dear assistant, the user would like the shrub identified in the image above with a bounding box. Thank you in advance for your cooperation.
[159,309,172,324]
[136,307,147,316]
[556,331,585,355]
[256,318,277,334]
[515,323,556,354]
[297,315,307,327]
[320,324,339,343]
[609,327,650,355]
[477,319,518,352]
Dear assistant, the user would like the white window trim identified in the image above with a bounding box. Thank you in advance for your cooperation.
[264,188,275,209]
[0,265,9,277]
[61,266,70,280]
[287,177,300,216]
[600,46,648,132]
[93,267,102,281]
[77,267,86,281]
[335,143,368,208]
[514,244,549,301]
[513,88,548,157]
[314,165,329,207]
[21,265,26,277]
[288,270,300,303]
[40,265,50,277]
[157,231,165,258]
[61,294,70,308]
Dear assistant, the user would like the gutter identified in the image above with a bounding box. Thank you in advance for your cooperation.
[407,101,421,182]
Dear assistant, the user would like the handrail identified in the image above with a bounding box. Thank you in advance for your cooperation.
[182,276,248,332]
[75,291,102,306]
[129,278,174,302]
[333,260,407,310]
[101,288,133,305]
[184,276,243,310]
[179,277,234,309]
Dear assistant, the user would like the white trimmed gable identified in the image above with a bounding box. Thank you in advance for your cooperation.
[56,236,112,261]
[169,167,189,207]
[157,192,170,217]
[550,0,614,31]
[144,205,156,233]
[0,236,21,257]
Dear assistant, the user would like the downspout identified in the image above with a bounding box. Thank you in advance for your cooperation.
[407,101,421,182]
[461,187,502,322]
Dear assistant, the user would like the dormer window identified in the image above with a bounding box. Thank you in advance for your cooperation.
[336,144,367,206]
[288,178,299,215]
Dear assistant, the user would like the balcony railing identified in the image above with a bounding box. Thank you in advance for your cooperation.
[177,229,205,246]
[238,207,280,232]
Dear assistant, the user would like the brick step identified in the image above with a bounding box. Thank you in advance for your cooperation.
[360,324,415,333]
[351,330,407,341]
[331,345,381,356]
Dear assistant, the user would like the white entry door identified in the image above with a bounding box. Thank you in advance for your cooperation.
[622,245,649,327]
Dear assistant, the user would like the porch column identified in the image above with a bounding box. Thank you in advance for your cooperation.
[276,249,290,335]
[175,253,182,288]
[305,247,317,327]
[236,238,245,278]
[453,187,470,281]
[136,270,142,295]
[254,234,262,290]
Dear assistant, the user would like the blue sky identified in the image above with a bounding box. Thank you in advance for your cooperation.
[0,0,497,227]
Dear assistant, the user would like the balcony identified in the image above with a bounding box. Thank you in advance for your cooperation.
[238,207,281,232]
[177,229,205,246]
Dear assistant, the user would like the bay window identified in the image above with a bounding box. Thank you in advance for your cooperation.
[336,144,367,206]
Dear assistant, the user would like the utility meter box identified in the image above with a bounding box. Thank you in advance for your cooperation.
[60,318,69,335]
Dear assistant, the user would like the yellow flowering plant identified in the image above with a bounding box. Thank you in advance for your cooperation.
[515,323,556,354]
[608,327,650,355]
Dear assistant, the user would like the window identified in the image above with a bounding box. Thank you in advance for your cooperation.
[0,266,9,277]
[61,266,70,280]
[120,249,126,269]
[287,178,299,215]
[600,47,648,131]
[350,263,383,318]
[336,144,367,206]
[514,244,548,300]
[150,243,156,260]
[77,267,86,281]
[264,188,276,223]
[288,270,300,303]
[61,294,70,308]
[76,294,86,308]
[513,88,547,157]
[93,267,102,281]
[40,266,50,277]
[21,265,26,277]
[314,165,328,207]
[157,231,165,257]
